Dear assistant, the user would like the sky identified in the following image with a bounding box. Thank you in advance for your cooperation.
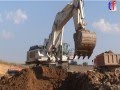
[0,0,120,64]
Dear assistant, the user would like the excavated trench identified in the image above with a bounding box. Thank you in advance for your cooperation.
[0,66,120,90]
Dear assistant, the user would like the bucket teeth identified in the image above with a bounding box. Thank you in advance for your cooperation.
[74,51,93,60]
[88,56,90,59]
[83,55,86,59]
[75,52,93,59]
[88,53,92,59]
[78,55,81,59]
[73,54,76,60]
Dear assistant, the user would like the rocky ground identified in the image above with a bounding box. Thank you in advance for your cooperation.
[0,66,119,90]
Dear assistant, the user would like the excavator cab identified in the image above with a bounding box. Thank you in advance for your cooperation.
[73,29,96,59]
[62,43,70,55]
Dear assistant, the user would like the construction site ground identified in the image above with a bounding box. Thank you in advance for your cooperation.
[0,63,11,77]
[0,63,120,90]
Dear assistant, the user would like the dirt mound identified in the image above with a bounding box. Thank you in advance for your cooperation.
[0,66,120,90]
[61,71,120,90]
[0,66,67,90]
[34,66,67,79]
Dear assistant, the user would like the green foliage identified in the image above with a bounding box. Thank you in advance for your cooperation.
[83,62,88,66]
[70,61,77,65]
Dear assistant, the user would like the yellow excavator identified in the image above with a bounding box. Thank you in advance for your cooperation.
[26,0,96,67]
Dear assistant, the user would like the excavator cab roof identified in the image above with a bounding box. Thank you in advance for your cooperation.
[29,45,44,51]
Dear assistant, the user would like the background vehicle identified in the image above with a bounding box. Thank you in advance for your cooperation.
[7,65,23,76]
[94,50,120,72]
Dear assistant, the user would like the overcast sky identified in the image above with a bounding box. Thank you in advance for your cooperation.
[0,0,120,64]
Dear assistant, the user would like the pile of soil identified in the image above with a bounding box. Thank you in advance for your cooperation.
[62,71,120,90]
[0,66,120,90]
[0,66,67,90]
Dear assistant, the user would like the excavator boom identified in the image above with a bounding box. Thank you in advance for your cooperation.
[46,0,96,60]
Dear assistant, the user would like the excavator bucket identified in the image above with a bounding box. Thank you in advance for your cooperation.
[73,29,96,59]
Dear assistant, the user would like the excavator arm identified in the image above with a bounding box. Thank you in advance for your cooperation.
[46,0,96,61]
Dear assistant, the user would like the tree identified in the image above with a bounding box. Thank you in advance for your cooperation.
[83,62,88,66]
[70,61,77,65]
